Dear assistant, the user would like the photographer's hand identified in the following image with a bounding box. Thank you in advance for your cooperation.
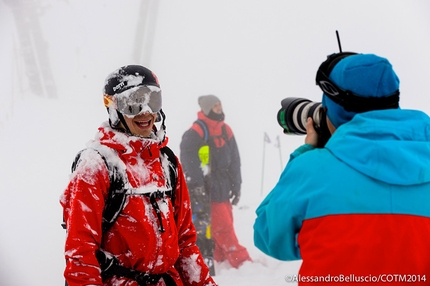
[305,117,319,147]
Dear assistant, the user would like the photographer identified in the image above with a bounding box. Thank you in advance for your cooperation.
[254,53,430,283]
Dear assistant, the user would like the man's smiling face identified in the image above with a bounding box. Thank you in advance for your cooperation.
[123,111,157,137]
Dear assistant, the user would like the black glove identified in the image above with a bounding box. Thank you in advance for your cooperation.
[229,189,241,206]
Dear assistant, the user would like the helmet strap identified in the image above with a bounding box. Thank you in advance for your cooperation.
[116,111,133,135]
[158,109,167,142]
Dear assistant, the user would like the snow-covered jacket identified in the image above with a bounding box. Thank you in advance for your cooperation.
[61,122,217,286]
[180,111,241,202]
[254,109,430,283]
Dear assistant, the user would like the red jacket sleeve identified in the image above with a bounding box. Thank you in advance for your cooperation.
[60,151,110,286]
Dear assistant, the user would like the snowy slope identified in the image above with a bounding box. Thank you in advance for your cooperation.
[1,1,430,285]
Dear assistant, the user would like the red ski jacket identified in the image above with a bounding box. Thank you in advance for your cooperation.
[61,123,217,286]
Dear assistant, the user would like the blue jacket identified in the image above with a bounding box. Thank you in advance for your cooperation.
[254,109,430,279]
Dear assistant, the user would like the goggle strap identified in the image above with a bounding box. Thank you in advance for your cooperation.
[319,72,399,112]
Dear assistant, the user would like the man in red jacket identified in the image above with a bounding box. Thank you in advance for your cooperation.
[180,95,252,269]
[61,65,217,286]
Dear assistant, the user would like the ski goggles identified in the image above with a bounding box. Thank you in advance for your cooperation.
[104,85,162,117]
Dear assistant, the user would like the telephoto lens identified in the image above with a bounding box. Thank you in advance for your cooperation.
[277,97,323,135]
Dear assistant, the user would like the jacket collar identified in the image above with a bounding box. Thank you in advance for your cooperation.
[96,121,168,156]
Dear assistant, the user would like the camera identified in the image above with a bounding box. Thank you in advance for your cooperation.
[277,97,331,147]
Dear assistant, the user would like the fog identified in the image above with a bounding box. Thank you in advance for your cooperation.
[1,0,430,285]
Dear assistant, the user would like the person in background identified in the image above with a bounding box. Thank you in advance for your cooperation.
[254,53,430,284]
[61,65,217,286]
[180,95,252,269]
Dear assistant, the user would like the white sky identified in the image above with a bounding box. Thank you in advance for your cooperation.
[1,1,430,285]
